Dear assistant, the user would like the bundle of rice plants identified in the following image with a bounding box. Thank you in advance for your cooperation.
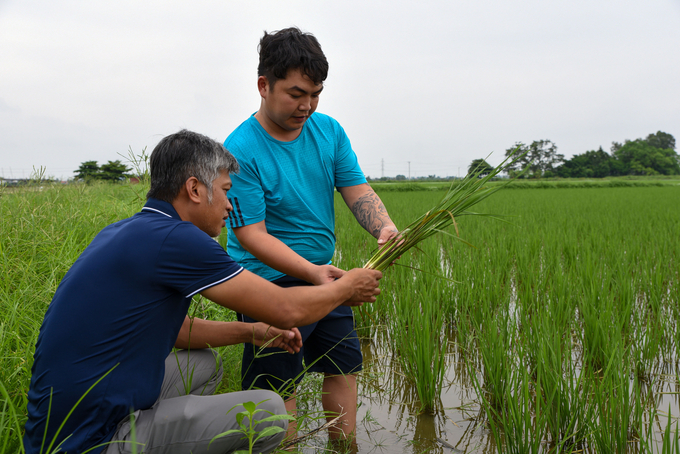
[364,150,524,271]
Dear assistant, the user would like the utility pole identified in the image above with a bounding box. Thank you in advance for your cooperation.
[408,161,411,180]
[381,159,384,179]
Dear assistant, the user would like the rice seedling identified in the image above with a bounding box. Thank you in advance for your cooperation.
[537,343,593,451]
[589,349,640,453]
[655,406,680,454]
[470,355,548,454]
[577,265,629,373]
[631,304,666,383]
[531,292,592,450]
[476,307,515,411]
[390,276,448,412]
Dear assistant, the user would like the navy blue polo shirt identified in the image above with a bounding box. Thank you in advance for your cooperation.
[23,198,243,454]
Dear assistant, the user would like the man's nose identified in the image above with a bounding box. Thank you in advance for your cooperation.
[299,97,311,111]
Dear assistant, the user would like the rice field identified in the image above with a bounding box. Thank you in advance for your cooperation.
[1,181,679,453]
[336,184,680,453]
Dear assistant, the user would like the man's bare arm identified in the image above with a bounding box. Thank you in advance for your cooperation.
[232,221,345,285]
[200,267,382,330]
[337,183,399,245]
[174,316,303,354]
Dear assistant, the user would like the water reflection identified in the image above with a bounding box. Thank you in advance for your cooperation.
[296,328,679,453]
[355,333,487,454]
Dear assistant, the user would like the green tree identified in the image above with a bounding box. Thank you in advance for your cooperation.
[645,131,675,151]
[612,139,680,175]
[468,158,493,177]
[99,160,131,181]
[556,147,614,178]
[505,140,564,178]
[74,161,100,181]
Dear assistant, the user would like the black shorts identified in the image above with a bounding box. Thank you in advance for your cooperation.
[240,275,363,397]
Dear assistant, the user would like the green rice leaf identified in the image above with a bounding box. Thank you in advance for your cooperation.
[364,148,525,272]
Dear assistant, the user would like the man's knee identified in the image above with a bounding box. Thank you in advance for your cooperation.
[249,390,288,433]
[253,390,287,415]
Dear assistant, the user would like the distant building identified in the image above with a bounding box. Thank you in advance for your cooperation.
[0,177,28,186]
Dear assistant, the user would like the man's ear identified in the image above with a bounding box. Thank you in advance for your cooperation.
[257,76,269,98]
[184,177,203,204]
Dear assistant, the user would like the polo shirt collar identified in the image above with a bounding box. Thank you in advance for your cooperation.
[142,198,182,221]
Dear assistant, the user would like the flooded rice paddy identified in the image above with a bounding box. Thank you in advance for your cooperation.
[1,182,679,453]
[316,185,680,453]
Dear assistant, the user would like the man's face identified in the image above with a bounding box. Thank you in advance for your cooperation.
[197,170,233,238]
[259,69,323,136]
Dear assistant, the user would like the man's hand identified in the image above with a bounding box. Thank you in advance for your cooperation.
[250,322,303,354]
[341,268,383,306]
[308,264,346,285]
[377,224,399,247]
[377,224,403,267]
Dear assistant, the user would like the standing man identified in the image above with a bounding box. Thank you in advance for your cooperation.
[23,129,382,454]
[225,27,398,441]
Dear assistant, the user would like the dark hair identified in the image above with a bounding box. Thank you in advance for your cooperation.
[258,27,328,86]
[147,129,239,203]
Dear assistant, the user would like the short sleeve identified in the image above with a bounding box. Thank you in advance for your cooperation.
[224,125,268,229]
[227,157,266,228]
[333,123,367,188]
[156,223,243,297]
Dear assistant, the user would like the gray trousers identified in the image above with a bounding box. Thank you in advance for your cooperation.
[103,349,287,454]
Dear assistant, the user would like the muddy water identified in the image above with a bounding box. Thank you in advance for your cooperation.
[297,336,680,453]
[352,339,486,454]
[297,335,488,453]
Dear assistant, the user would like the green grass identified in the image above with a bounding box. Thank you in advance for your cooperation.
[367,174,680,192]
[0,182,145,452]
[0,182,239,452]
[2,181,680,452]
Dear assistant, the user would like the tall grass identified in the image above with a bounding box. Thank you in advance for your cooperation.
[0,182,239,452]
[0,182,140,451]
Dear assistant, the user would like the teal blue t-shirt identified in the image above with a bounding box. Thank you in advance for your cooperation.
[224,112,366,281]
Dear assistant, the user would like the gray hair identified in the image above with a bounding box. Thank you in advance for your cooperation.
[147,129,239,203]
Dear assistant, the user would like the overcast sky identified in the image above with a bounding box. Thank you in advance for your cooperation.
[1,0,679,180]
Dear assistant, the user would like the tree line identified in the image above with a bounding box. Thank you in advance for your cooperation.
[469,131,679,178]
[74,160,131,182]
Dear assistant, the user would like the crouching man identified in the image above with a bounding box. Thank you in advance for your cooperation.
[23,129,382,454]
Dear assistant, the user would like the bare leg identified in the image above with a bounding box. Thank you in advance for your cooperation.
[322,374,357,440]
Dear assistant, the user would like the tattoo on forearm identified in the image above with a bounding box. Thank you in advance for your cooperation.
[351,190,394,238]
